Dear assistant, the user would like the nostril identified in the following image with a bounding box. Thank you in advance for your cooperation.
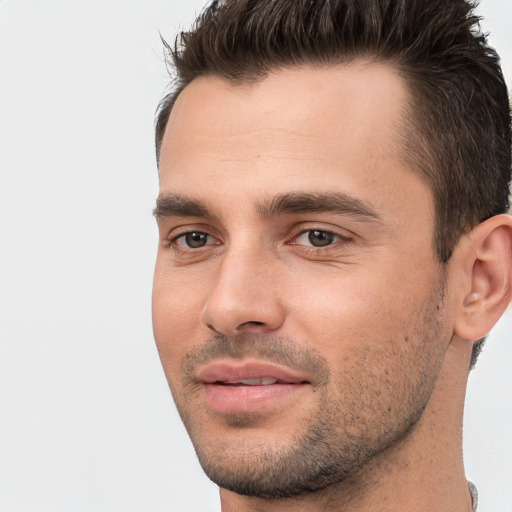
[238,321,265,329]
[206,323,222,334]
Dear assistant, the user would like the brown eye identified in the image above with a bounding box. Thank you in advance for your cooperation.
[307,230,335,247]
[293,229,340,247]
[183,232,208,248]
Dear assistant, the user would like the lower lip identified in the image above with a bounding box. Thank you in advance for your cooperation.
[203,382,308,413]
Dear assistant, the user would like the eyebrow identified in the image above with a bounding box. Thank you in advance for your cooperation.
[153,191,380,223]
[257,192,381,221]
[153,194,214,221]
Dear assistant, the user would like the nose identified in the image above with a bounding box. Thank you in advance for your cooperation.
[200,246,286,336]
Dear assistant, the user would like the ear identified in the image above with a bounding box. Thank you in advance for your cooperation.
[453,214,512,341]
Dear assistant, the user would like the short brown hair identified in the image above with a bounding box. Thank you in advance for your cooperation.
[155,0,511,365]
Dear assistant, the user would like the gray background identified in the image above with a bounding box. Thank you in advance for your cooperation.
[0,1,511,510]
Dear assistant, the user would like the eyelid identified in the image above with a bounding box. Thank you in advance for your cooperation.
[287,223,355,245]
[292,230,344,247]
[163,224,222,250]
[165,222,219,239]
[174,232,214,247]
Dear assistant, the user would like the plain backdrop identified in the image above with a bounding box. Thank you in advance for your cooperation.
[0,1,511,511]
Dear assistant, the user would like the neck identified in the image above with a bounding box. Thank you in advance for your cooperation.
[220,338,474,512]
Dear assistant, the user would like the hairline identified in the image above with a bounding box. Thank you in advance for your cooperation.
[156,56,396,164]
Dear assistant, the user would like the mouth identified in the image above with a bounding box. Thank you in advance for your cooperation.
[196,360,311,413]
[217,377,296,386]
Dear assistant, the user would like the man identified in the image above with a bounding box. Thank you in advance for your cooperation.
[151,0,511,510]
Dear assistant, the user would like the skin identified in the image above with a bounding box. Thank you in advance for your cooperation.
[152,62,512,511]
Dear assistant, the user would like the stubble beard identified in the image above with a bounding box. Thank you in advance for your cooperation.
[168,279,449,500]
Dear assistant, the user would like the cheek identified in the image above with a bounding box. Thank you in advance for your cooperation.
[287,260,441,361]
[152,263,208,374]
[288,271,396,337]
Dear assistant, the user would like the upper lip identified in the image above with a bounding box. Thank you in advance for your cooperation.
[196,360,310,384]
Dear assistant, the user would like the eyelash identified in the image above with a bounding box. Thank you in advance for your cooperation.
[165,226,352,254]
[167,231,219,250]
[289,228,351,249]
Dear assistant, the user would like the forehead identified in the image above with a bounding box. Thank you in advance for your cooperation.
[158,62,430,227]
[161,62,408,165]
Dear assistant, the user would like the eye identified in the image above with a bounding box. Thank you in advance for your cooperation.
[173,231,215,249]
[293,229,343,247]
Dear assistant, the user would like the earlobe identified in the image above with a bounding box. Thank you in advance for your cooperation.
[454,214,512,341]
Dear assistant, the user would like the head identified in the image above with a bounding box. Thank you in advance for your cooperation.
[152,0,512,504]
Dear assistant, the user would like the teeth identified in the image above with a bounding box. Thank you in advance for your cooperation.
[239,378,278,386]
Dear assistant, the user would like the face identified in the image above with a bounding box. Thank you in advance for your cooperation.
[152,63,453,498]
